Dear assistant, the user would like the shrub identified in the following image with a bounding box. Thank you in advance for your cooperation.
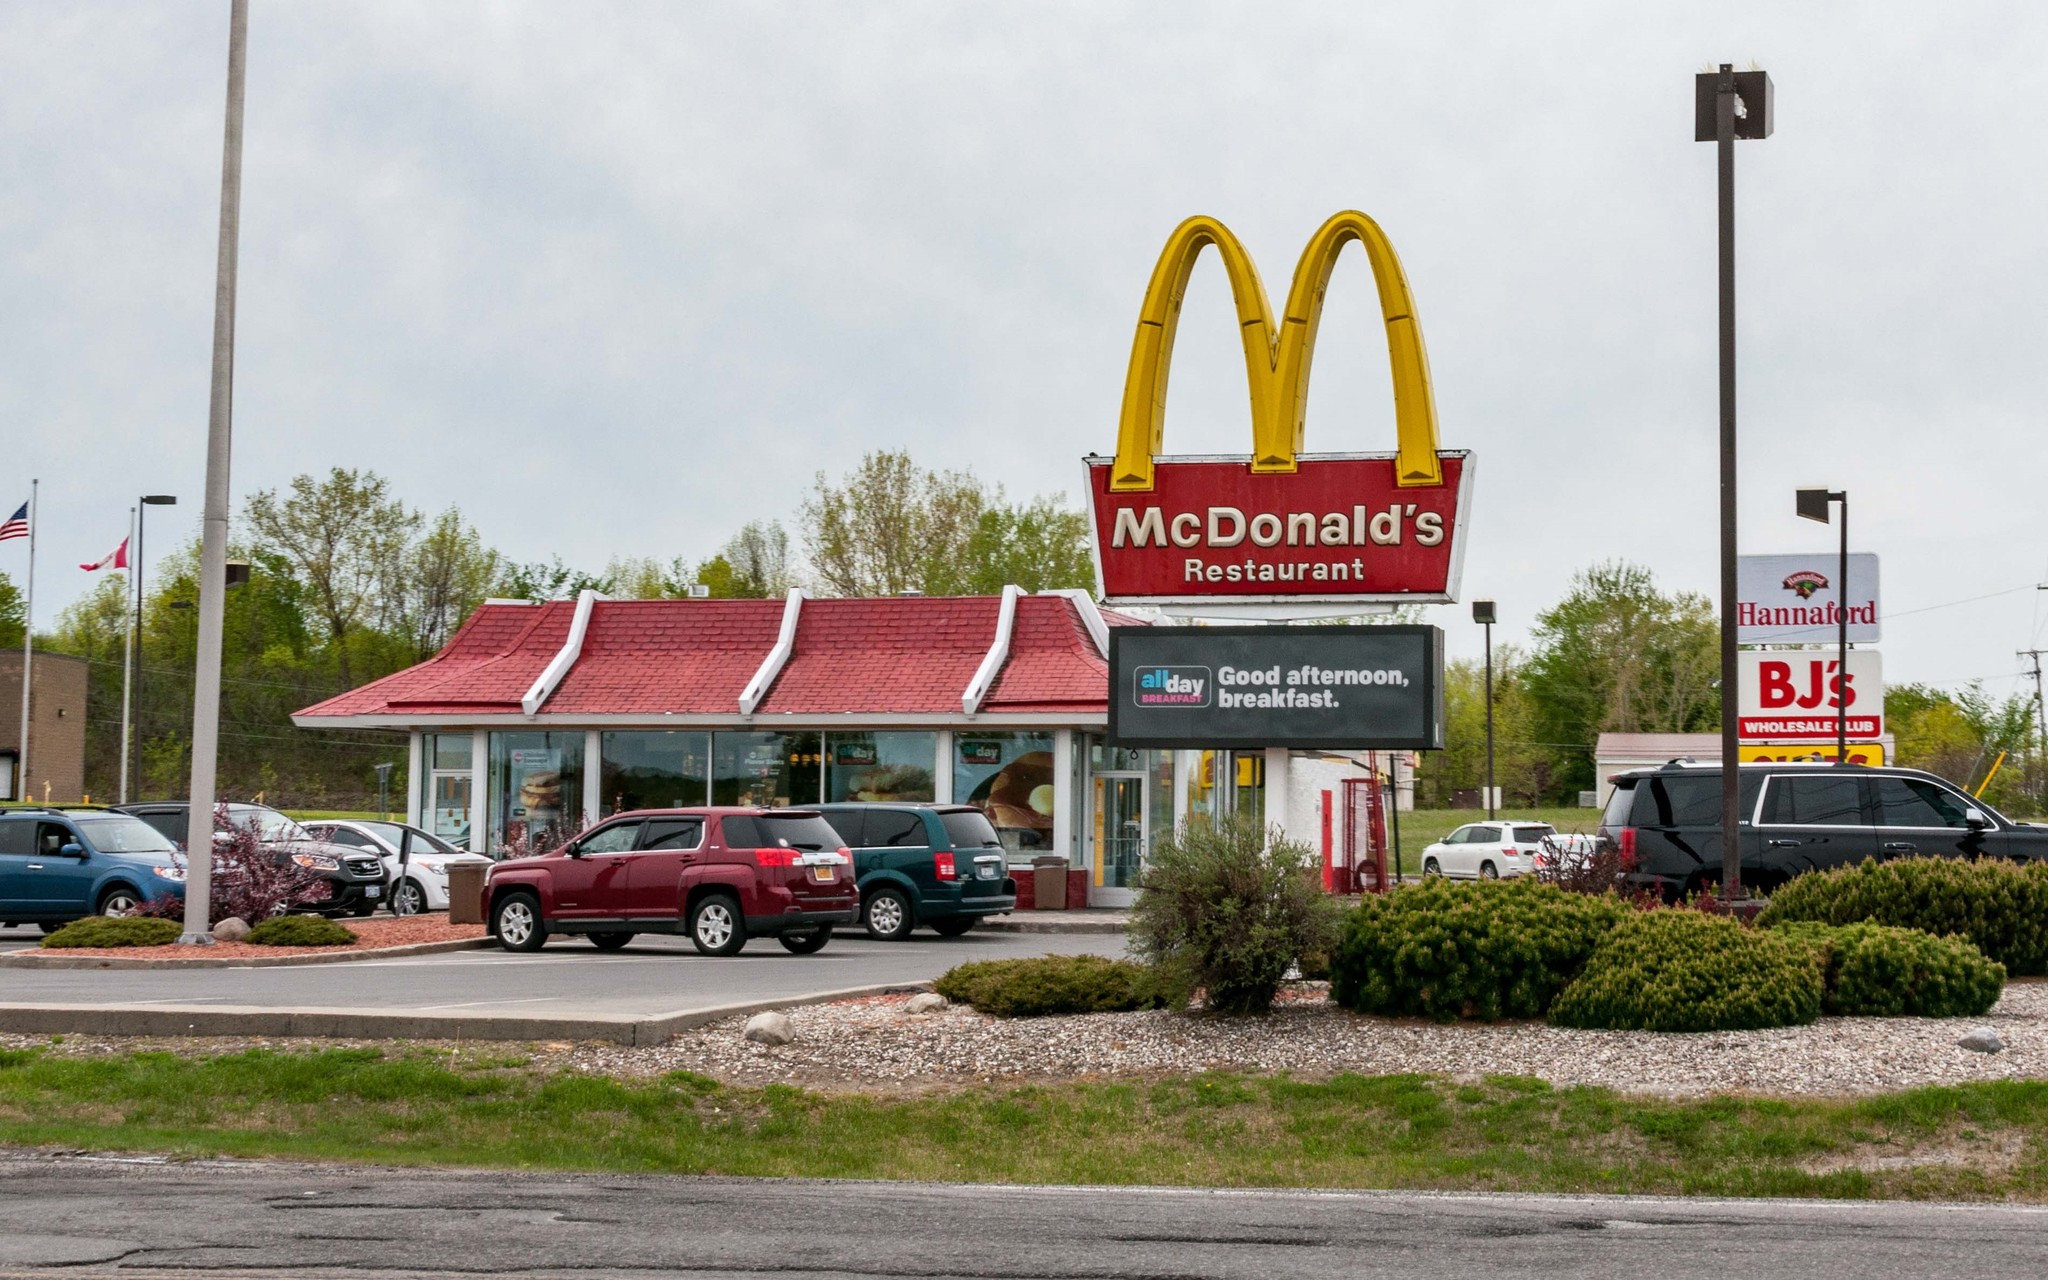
[244,916,358,947]
[40,917,181,949]
[1769,921,2005,1018]
[1757,857,2048,975]
[1329,877,1633,1022]
[1128,813,1343,1014]
[932,954,1160,1018]
[1549,912,1823,1032]
[135,808,333,927]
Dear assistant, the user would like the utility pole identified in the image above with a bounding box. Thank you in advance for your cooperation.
[2021,647,2048,764]
[180,0,249,945]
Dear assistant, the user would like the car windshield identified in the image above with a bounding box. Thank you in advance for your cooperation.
[939,810,1003,850]
[72,815,179,854]
[358,821,460,855]
[725,814,842,851]
[224,804,308,843]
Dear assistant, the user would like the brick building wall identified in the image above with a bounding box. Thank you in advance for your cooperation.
[0,650,89,803]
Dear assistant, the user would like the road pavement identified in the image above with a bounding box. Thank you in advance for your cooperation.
[1,1150,2042,1279]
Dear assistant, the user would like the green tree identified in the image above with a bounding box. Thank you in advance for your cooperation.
[496,556,610,600]
[244,469,419,685]
[1421,648,1547,807]
[713,520,792,598]
[401,508,502,659]
[1522,562,1720,800]
[43,575,131,795]
[0,570,22,648]
[958,494,1092,594]
[1889,681,2042,813]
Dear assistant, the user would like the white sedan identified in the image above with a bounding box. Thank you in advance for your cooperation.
[1418,821,1558,880]
[301,820,493,915]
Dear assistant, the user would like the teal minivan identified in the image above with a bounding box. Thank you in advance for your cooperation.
[815,804,1018,940]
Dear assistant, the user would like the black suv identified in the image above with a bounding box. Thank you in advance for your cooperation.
[815,803,1018,940]
[113,801,389,916]
[1600,761,2048,898]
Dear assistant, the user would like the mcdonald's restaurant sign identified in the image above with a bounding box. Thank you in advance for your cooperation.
[1086,211,1472,608]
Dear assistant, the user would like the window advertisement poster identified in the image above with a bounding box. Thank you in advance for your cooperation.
[954,733,1055,853]
[1735,553,1880,645]
[508,748,563,825]
[1109,625,1445,750]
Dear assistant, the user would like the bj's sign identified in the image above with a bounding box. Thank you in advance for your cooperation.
[1087,212,1473,607]
[1736,649,1884,741]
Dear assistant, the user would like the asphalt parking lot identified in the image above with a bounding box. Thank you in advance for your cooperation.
[0,922,1125,1030]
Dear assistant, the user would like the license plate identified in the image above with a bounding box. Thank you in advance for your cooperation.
[809,866,836,883]
[365,885,382,898]
[977,864,999,879]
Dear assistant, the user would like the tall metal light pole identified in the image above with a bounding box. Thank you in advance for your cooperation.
[180,0,249,945]
[1473,599,1497,819]
[1696,63,1773,902]
[128,494,177,803]
[1796,488,1849,762]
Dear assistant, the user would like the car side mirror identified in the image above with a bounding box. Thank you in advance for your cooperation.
[1966,808,1991,829]
[563,843,584,858]
[60,841,86,858]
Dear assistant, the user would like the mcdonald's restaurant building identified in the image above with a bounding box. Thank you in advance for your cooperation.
[293,589,1387,908]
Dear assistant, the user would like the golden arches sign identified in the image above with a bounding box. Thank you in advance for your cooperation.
[1110,210,1443,492]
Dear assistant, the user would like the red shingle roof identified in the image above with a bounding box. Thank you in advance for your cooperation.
[294,593,1123,722]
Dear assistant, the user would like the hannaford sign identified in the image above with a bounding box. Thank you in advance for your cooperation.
[1736,649,1883,741]
[1735,553,1881,645]
[1085,212,1472,607]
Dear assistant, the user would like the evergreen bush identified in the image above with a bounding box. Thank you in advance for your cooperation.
[1757,857,2048,975]
[1549,912,1822,1032]
[243,915,358,947]
[40,917,181,949]
[932,954,1160,1018]
[1769,921,2005,1018]
[1328,877,1633,1022]
[1128,812,1343,1014]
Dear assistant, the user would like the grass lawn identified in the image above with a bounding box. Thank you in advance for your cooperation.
[283,809,384,822]
[0,1045,2042,1199]
[1390,807,1601,866]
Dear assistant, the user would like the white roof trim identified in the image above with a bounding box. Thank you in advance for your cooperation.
[1044,588,1110,658]
[520,588,605,717]
[962,584,1022,715]
[739,588,808,715]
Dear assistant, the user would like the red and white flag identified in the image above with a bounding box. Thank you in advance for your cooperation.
[80,536,129,572]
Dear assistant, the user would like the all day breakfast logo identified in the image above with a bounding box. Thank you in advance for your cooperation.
[1781,569,1828,599]
[1134,666,1212,708]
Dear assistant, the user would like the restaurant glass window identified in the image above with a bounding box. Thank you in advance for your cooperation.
[712,731,821,807]
[824,732,936,802]
[1148,750,1175,849]
[600,731,711,815]
[954,731,1057,855]
[423,733,473,845]
[487,731,583,853]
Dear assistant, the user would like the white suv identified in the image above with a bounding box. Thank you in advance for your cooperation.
[1419,822,1557,880]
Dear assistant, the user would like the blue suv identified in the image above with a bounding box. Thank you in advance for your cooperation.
[0,808,188,931]
[815,803,1018,940]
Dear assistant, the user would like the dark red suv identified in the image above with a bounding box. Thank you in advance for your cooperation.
[483,808,857,955]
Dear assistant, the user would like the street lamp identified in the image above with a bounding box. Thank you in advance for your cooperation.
[1796,487,1849,763]
[127,494,178,803]
[1473,599,1496,820]
[1696,62,1773,902]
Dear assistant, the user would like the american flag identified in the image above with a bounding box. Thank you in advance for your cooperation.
[0,501,26,542]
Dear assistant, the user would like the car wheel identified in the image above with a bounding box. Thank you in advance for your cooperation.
[930,917,977,938]
[689,894,747,956]
[589,931,635,951]
[1422,857,1441,878]
[1480,861,1498,880]
[98,886,143,917]
[349,900,378,918]
[863,887,914,941]
[778,927,831,954]
[390,878,429,917]
[493,892,546,953]
[37,921,66,935]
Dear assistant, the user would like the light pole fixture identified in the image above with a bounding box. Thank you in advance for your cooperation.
[1472,599,1497,820]
[1796,487,1849,764]
[1696,62,1773,902]
[129,494,178,803]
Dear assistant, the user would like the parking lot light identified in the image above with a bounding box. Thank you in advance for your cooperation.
[1796,487,1849,763]
[1472,600,1497,820]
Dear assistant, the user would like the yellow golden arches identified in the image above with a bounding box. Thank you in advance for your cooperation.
[1109,211,1444,492]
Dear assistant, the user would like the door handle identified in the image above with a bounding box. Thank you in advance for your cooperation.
[25,862,44,870]
[1766,839,1801,848]
[1884,842,1917,852]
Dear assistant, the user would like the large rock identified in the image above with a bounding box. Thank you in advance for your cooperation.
[905,992,950,1015]
[211,917,251,943]
[1958,1027,2006,1054]
[742,1011,793,1046]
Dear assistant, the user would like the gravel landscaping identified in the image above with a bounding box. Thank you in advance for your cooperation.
[579,978,2048,1097]
[1,915,485,963]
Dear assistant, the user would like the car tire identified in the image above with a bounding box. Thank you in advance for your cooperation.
[589,931,634,951]
[37,921,65,935]
[349,901,378,918]
[1422,857,1441,878]
[778,927,831,954]
[390,878,428,917]
[863,887,915,941]
[1480,861,1498,880]
[98,886,143,917]
[930,917,977,938]
[493,892,547,953]
[689,894,747,956]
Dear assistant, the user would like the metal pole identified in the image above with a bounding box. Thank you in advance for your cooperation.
[118,506,136,803]
[1386,757,1404,884]
[181,0,249,945]
[15,479,34,799]
[1483,620,1496,820]
[1716,64,1744,901]
[131,504,145,802]
[1836,494,1848,763]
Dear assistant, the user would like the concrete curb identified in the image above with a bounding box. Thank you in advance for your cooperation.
[0,937,493,971]
[0,982,931,1046]
[978,916,1128,935]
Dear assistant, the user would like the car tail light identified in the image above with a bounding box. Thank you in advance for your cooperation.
[753,847,799,868]
[837,846,853,864]
[1616,827,1637,860]
[934,851,957,881]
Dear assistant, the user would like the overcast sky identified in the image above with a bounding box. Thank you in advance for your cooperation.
[5,1,2046,707]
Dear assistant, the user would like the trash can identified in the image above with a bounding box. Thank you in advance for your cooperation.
[1030,855,1069,911]
[446,862,487,925]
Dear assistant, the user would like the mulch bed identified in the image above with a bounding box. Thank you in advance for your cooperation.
[26,915,486,961]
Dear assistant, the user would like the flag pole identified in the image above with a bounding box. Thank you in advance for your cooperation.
[119,505,136,804]
[16,478,34,800]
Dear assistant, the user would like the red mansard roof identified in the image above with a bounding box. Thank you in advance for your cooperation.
[294,592,1128,723]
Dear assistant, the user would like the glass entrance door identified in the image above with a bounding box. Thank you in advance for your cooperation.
[1092,775,1146,905]
[430,771,472,846]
